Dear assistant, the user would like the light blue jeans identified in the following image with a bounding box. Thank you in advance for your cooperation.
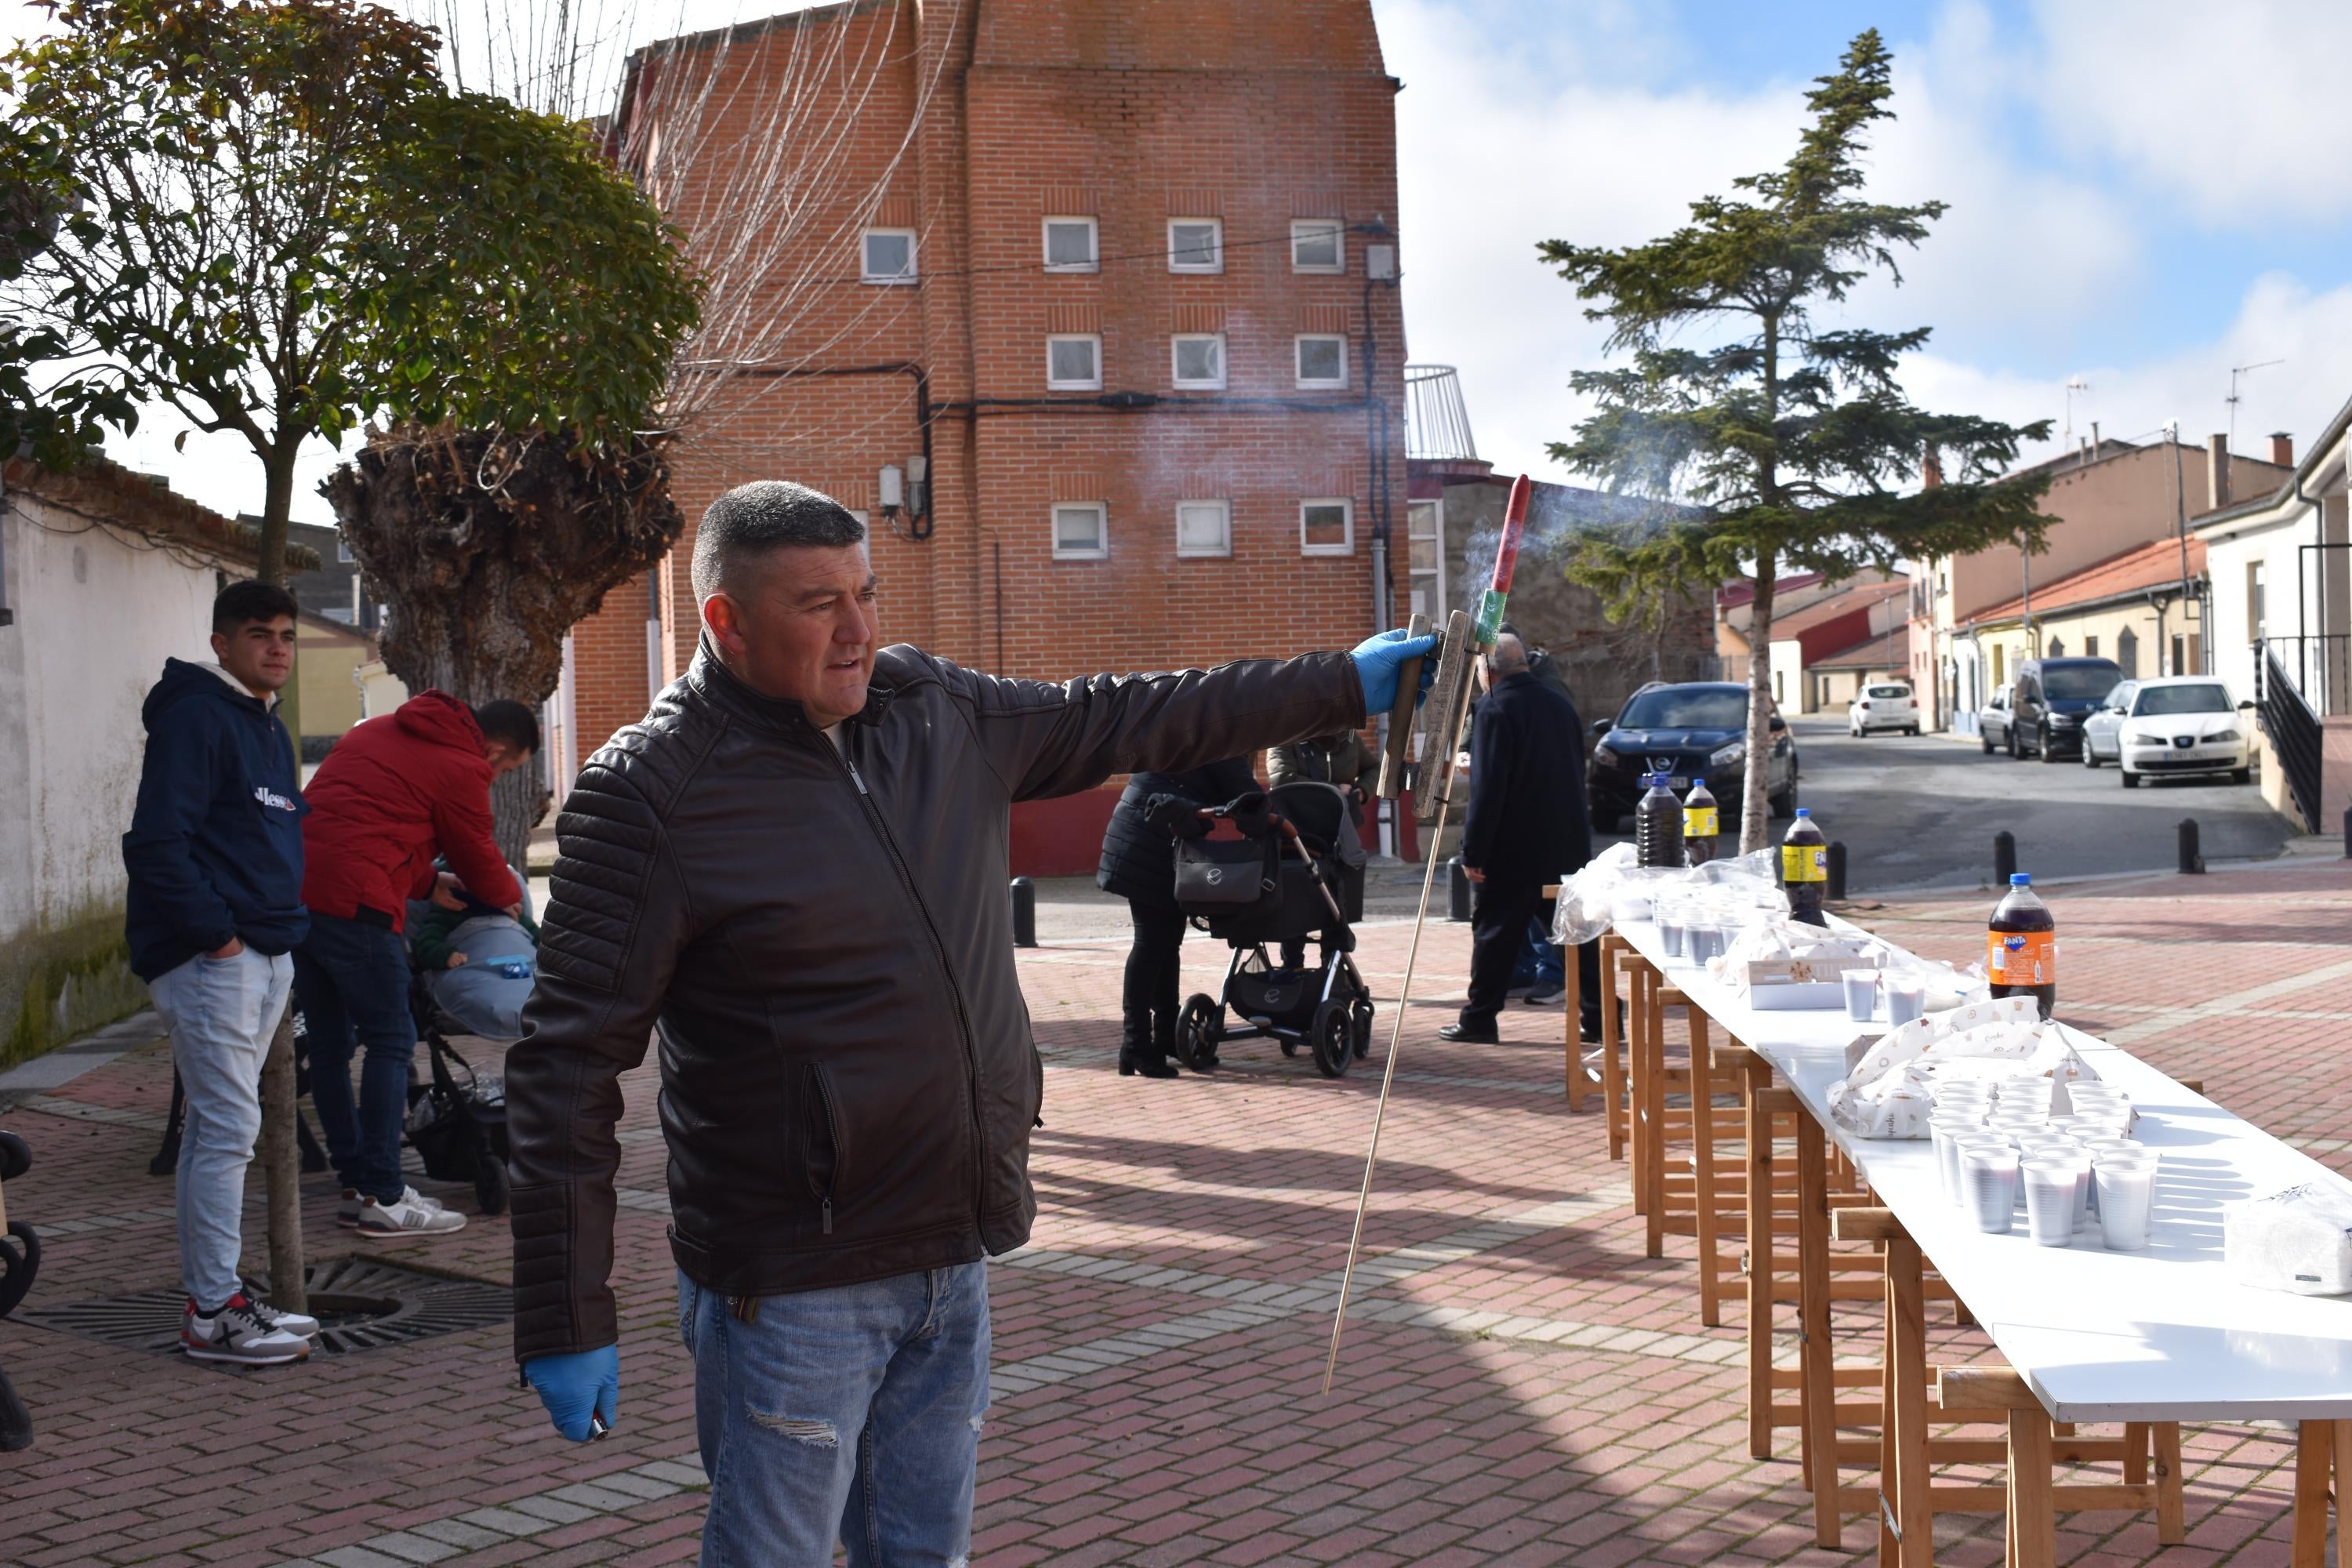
[147,946,292,1309]
[681,1262,990,1568]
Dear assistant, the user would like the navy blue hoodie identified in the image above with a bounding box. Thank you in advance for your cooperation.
[122,659,310,981]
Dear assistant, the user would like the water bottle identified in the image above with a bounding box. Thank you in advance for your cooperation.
[1635,774,1685,869]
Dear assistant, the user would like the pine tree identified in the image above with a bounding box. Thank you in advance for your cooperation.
[1541,30,2055,852]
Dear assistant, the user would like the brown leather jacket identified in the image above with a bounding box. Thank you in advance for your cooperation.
[506,639,1361,1360]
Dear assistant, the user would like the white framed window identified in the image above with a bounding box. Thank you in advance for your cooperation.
[1291,218,1344,273]
[1300,497,1354,556]
[861,227,917,284]
[1167,218,1222,273]
[1174,499,1232,558]
[1406,499,1444,619]
[1043,216,1098,273]
[1045,334,1102,390]
[1294,334,1347,388]
[1171,333,1225,390]
[1051,502,1108,560]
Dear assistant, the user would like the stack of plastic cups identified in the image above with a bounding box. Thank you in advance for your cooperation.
[1929,1107,1987,1204]
[2076,1134,2139,1214]
[2093,1148,2162,1250]
[1657,898,1688,961]
[2020,1153,2082,1246]
[1998,1076,2056,1118]
[1958,1137,2020,1232]
[1884,977,1928,1025]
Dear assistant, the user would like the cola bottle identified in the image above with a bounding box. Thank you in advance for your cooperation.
[1635,774,1685,869]
[1781,807,1828,926]
[1987,872,2056,1020]
[1682,779,1719,867]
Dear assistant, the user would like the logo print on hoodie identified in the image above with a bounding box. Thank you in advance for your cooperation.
[252,785,299,812]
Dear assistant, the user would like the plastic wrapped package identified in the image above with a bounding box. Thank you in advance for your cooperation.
[1826,996,2102,1138]
[1552,844,1788,946]
[2225,1182,2352,1296]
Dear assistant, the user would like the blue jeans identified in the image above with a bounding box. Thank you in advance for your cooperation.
[292,911,416,1203]
[681,1263,991,1568]
[147,946,292,1309]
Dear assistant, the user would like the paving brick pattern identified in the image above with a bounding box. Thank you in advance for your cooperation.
[0,860,2346,1565]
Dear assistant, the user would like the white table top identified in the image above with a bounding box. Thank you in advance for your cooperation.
[1613,916,2352,1422]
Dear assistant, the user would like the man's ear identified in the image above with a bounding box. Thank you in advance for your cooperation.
[703,592,746,656]
[209,630,230,662]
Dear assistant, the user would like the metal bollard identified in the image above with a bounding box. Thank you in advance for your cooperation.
[2178,818,2204,874]
[1009,877,1037,948]
[2343,802,2350,860]
[1826,840,1848,902]
[1447,857,1472,922]
[1992,829,2016,885]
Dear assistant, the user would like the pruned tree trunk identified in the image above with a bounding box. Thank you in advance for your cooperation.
[1744,557,1778,855]
[325,426,684,867]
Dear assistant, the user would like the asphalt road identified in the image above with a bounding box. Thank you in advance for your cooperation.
[1628,716,2299,895]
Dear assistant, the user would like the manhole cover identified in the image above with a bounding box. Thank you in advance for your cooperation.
[15,1256,510,1359]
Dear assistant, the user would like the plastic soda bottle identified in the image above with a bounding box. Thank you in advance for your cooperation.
[1781,807,1828,925]
[1987,872,2056,1019]
[1682,779,1719,867]
[1635,774,1685,869]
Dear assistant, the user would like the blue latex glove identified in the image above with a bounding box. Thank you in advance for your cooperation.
[1348,627,1440,715]
[523,1345,619,1442]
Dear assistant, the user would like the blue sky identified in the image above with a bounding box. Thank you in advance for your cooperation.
[1379,0,2352,481]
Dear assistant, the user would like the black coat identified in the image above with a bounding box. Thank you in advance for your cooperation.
[1461,670,1592,885]
[1096,757,1260,907]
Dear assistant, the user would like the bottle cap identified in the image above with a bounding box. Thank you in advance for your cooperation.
[2010,873,2031,885]
[1794,808,1810,818]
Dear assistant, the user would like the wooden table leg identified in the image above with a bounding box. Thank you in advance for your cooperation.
[2009,1406,2057,1568]
[2294,1419,2332,1568]
[1690,1011,1722,1326]
[1796,1114,1840,1548]
[1600,938,1626,1160]
[2336,1420,2352,1568]
[1746,1072,1784,1461]
[1628,964,1652,1214]
[1563,931,1585,1109]
[1641,971,1667,1257]
[2154,1421,2185,1544]
[1886,1229,1932,1567]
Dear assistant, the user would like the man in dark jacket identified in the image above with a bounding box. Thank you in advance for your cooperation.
[293,691,535,1238]
[122,579,318,1366]
[506,481,1430,1567]
[1439,633,1599,1045]
[1095,756,1258,1076]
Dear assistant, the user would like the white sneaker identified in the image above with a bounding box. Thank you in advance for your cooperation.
[183,1294,310,1364]
[355,1193,466,1237]
[339,1185,448,1228]
[246,1298,321,1338]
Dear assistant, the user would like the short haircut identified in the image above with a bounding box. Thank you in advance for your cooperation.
[473,699,541,755]
[212,579,299,635]
[1487,633,1530,676]
[691,481,867,601]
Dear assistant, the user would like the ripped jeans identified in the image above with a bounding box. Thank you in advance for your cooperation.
[681,1263,991,1568]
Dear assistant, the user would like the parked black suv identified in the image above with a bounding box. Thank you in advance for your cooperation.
[1586,681,1799,832]
[2006,656,2123,761]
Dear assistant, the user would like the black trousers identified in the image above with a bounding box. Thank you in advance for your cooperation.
[1121,901,1189,1049]
[1461,878,1605,1040]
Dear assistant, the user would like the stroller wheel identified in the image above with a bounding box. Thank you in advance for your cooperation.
[1309,1003,1352,1080]
[1350,999,1374,1060]
[1173,994,1222,1072]
[474,1156,510,1217]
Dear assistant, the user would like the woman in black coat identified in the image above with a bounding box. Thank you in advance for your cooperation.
[1095,755,1259,1077]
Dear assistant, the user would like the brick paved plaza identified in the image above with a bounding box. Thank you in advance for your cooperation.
[1,856,2347,1566]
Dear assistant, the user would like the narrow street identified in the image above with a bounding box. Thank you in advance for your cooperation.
[1601,716,2300,895]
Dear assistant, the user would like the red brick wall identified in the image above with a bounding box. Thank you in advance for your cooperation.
[575,0,1409,869]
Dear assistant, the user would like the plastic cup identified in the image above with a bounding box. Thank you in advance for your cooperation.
[1660,916,1686,960]
[2021,1156,2081,1246]
[1886,981,1927,1025]
[1930,1117,1984,1203]
[1842,969,1879,1022]
[1961,1145,2020,1233]
[2094,1152,2161,1250]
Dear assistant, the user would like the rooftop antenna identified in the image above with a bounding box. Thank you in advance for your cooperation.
[2063,376,2090,441]
[2227,359,2283,453]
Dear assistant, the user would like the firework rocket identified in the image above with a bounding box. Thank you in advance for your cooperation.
[1473,473,1531,645]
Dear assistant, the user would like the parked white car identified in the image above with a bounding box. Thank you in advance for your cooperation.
[2079,681,2135,768]
[2111,677,2256,789]
[1847,681,1920,737]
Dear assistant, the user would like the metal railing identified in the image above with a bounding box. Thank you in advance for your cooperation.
[2256,640,2325,833]
[1403,365,1479,463]
[2263,631,2350,720]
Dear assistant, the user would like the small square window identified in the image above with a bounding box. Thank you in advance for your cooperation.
[1052,503,1108,560]
[1046,334,1102,390]
[862,228,917,284]
[1291,219,1344,273]
[336,539,354,564]
[1175,499,1232,558]
[1171,333,1225,390]
[1168,218,1222,273]
[1301,498,1354,555]
[1295,334,1347,388]
[1044,217,1098,272]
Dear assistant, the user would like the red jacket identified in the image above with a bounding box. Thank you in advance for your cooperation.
[301,691,522,932]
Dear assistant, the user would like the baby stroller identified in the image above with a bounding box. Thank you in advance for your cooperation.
[402,908,529,1216]
[1164,782,1374,1079]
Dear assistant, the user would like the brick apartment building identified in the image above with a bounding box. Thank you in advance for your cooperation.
[560,0,1409,872]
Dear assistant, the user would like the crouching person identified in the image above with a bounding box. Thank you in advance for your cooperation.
[122,580,319,1364]
[505,481,1433,1566]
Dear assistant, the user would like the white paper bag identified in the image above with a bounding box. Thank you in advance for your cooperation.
[2225,1182,2352,1297]
[1826,997,2096,1138]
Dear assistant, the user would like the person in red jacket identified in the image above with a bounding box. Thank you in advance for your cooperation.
[293,691,537,1236]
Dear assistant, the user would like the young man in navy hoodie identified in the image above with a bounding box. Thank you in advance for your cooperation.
[122,580,319,1366]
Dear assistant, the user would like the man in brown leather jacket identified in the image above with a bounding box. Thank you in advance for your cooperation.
[507,481,1431,1566]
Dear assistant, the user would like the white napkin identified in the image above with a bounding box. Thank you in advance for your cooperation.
[2225,1182,2352,1296]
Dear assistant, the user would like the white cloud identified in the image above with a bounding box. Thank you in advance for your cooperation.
[2031,0,2352,227]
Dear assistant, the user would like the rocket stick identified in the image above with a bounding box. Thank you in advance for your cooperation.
[1374,612,1431,800]
[1324,474,1534,1393]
